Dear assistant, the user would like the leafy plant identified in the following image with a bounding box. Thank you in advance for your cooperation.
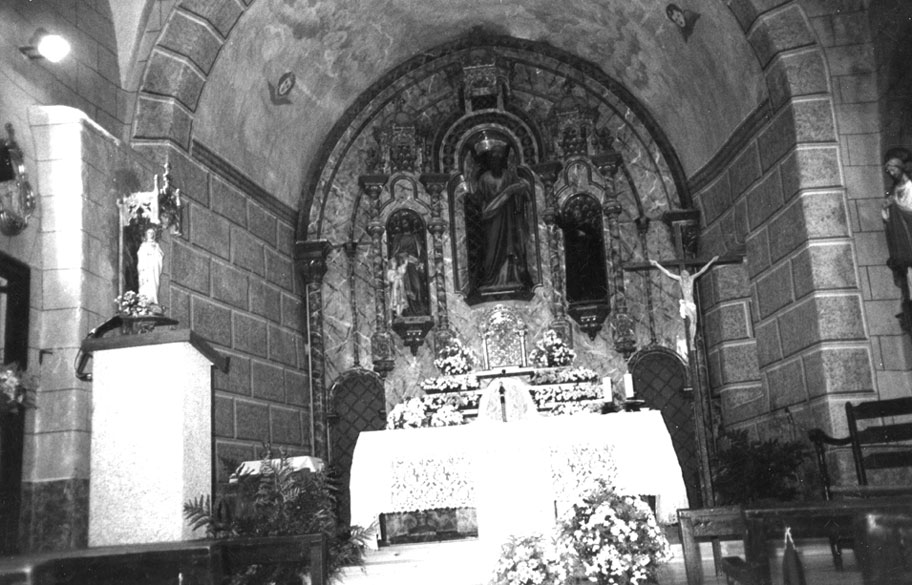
[184,452,371,584]
[712,429,808,505]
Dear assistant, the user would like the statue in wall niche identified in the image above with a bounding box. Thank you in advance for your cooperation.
[137,226,164,305]
[650,255,718,348]
[469,132,533,293]
[387,212,430,318]
[882,146,912,294]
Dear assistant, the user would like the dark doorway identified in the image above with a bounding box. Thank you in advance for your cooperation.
[328,370,386,526]
[0,250,30,555]
[629,348,702,507]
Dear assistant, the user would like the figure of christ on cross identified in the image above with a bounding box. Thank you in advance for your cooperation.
[649,255,719,349]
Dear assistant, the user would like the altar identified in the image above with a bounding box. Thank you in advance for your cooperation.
[349,410,689,550]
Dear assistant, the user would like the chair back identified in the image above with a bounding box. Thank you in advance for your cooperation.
[846,397,912,486]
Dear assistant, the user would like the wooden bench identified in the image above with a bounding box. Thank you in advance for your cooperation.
[677,506,745,585]
[0,534,327,585]
[715,497,912,585]
[808,396,912,568]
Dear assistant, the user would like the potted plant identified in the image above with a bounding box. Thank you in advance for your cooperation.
[184,452,370,584]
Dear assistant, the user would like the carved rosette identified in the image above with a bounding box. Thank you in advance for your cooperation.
[360,174,395,375]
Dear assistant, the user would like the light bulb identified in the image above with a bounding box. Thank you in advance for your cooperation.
[36,34,70,63]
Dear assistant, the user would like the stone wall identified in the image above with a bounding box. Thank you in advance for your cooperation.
[693,1,904,484]
[133,142,312,481]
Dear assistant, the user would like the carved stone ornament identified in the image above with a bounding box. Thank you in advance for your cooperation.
[391,316,435,356]
[568,302,610,340]
[481,304,528,369]
[0,123,36,236]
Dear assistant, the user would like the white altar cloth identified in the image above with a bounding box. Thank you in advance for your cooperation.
[349,410,689,549]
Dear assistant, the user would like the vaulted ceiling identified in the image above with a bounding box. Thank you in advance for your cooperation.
[169,0,767,211]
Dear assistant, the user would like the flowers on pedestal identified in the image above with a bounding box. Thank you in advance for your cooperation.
[434,338,476,376]
[114,290,160,317]
[0,363,36,416]
[529,330,576,368]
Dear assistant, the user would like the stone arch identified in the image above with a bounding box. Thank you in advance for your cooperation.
[293,33,694,242]
[131,0,253,150]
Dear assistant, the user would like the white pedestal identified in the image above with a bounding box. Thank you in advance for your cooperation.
[84,329,226,546]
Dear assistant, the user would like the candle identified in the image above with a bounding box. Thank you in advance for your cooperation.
[601,376,613,400]
[623,372,634,399]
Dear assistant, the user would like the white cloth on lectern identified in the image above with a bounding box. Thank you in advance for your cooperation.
[474,380,551,570]
[476,377,539,423]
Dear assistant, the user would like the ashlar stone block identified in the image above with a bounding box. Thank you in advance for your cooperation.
[804,346,873,396]
[765,358,807,409]
[791,242,857,298]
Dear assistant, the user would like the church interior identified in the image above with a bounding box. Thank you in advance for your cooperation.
[2,0,912,583]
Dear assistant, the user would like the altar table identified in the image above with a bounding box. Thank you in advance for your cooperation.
[349,411,689,549]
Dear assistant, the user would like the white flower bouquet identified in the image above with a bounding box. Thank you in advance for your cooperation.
[529,367,599,385]
[420,373,480,393]
[0,363,37,416]
[560,480,672,585]
[434,338,476,376]
[529,330,576,368]
[493,534,571,585]
[386,395,467,429]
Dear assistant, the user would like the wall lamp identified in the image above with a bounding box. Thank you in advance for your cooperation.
[19,29,70,63]
[0,123,36,236]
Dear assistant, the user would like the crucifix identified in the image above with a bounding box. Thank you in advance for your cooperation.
[623,210,744,510]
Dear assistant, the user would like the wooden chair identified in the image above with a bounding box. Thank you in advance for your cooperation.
[808,396,912,569]
[677,506,745,585]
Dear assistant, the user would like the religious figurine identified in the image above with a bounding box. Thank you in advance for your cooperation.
[137,226,164,305]
[471,133,533,291]
[882,146,912,293]
[650,255,719,348]
[388,231,429,317]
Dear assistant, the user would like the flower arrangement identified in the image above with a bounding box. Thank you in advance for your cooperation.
[529,367,598,386]
[434,338,476,376]
[420,373,480,393]
[560,480,672,585]
[531,383,602,408]
[386,395,466,429]
[0,363,37,416]
[529,330,576,368]
[493,534,571,585]
[114,290,160,316]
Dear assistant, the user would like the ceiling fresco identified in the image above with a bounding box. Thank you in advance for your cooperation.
[192,0,767,212]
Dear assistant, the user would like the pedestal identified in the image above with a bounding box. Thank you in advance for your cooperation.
[82,329,227,546]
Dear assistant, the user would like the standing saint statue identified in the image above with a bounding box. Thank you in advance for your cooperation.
[387,230,429,317]
[471,133,533,291]
[137,226,164,305]
[650,255,719,348]
[882,146,912,293]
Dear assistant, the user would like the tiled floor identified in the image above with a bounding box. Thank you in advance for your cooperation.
[337,537,866,585]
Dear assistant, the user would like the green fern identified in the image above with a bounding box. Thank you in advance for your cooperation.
[184,449,370,584]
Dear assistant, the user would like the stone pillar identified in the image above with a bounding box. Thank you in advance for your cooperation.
[533,161,570,341]
[83,330,226,546]
[594,153,636,357]
[359,175,394,375]
[295,239,332,459]
[420,173,453,350]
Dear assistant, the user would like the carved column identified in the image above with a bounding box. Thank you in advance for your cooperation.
[533,161,570,342]
[420,173,454,350]
[294,239,332,459]
[360,175,394,375]
[594,152,636,357]
[636,216,657,343]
